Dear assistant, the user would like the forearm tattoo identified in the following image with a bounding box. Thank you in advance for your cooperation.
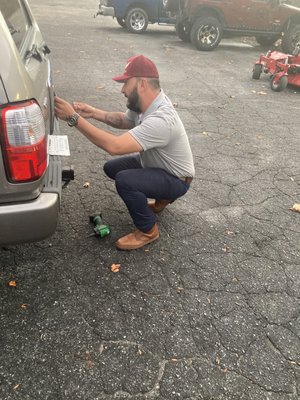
[105,113,124,129]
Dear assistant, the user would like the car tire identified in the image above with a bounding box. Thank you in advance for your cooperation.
[116,17,126,28]
[190,16,223,51]
[252,64,262,80]
[282,24,300,54]
[255,36,277,47]
[270,74,288,92]
[176,21,190,42]
[125,8,148,33]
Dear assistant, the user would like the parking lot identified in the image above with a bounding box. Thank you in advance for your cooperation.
[1,0,300,399]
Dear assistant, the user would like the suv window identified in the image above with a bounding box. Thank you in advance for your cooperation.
[1,0,31,50]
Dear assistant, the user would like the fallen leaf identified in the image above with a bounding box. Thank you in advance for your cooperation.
[7,280,17,288]
[85,351,93,369]
[99,342,104,354]
[290,203,300,213]
[111,263,121,273]
[164,46,172,52]
[83,182,90,188]
[222,245,231,253]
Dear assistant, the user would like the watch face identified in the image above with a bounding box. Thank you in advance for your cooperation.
[67,113,79,127]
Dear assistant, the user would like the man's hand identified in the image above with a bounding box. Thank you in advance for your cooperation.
[55,96,76,121]
[73,102,95,119]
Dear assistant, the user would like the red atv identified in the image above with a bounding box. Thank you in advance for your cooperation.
[252,49,300,92]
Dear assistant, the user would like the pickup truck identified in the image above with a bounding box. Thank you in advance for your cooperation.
[95,0,175,33]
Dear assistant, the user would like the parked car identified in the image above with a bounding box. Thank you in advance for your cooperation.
[0,0,72,246]
[164,0,300,53]
[95,0,176,33]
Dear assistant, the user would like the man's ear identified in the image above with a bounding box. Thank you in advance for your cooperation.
[138,78,148,91]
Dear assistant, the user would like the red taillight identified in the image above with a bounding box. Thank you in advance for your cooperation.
[0,100,47,183]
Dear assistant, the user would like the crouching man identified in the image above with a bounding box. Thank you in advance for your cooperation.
[55,54,195,250]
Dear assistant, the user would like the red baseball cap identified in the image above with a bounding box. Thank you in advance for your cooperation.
[112,55,159,82]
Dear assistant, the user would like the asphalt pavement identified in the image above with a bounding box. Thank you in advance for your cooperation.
[1,0,300,399]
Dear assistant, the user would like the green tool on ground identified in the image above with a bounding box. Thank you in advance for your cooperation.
[88,213,110,238]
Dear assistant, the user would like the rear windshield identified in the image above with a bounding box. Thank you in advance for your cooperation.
[1,0,31,50]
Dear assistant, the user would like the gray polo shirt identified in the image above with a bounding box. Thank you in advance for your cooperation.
[126,90,195,178]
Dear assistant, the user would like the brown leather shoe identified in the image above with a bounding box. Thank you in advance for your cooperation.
[115,224,159,250]
[148,199,172,213]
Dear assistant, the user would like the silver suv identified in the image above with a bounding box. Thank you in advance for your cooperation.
[0,0,71,246]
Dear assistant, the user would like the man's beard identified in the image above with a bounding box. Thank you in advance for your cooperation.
[126,87,141,113]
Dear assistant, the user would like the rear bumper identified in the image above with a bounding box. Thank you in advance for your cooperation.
[0,193,59,245]
[98,6,115,17]
[0,157,62,246]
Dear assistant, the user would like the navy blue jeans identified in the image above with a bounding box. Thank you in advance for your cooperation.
[103,156,190,232]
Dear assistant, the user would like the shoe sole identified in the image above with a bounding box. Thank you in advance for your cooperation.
[115,234,159,250]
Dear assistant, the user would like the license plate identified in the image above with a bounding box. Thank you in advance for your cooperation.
[48,135,70,156]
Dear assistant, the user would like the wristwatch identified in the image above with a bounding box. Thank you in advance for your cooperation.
[67,112,80,127]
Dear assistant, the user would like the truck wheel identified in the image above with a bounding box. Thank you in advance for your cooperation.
[252,64,262,80]
[270,74,288,92]
[282,24,300,54]
[190,16,223,51]
[255,36,277,47]
[125,8,148,33]
[176,21,190,42]
[116,17,126,28]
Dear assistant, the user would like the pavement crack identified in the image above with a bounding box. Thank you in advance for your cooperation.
[266,332,299,366]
